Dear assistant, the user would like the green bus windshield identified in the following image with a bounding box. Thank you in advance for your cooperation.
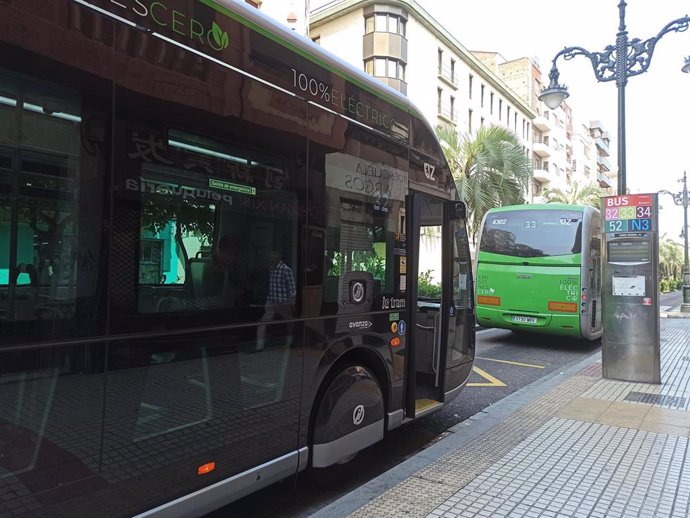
[480,210,583,258]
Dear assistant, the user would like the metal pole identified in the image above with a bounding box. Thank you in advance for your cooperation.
[616,85,626,195]
[539,2,690,196]
[616,0,628,195]
[682,171,690,312]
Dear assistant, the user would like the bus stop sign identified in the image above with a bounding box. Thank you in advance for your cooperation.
[601,193,660,383]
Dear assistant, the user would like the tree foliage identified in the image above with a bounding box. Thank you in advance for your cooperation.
[659,238,684,291]
[436,124,532,244]
[542,180,604,207]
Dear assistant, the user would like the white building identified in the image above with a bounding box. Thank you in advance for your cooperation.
[250,0,614,200]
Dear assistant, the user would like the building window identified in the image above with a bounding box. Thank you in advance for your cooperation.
[468,108,473,133]
[506,106,510,127]
[468,74,473,99]
[532,180,543,196]
[365,16,375,33]
[365,13,406,35]
[450,59,456,83]
[437,88,442,114]
[498,99,502,121]
[480,84,485,108]
[438,49,443,74]
[450,96,455,121]
[514,113,518,131]
[480,116,485,127]
[365,57,405,80]
[490,92,494,114]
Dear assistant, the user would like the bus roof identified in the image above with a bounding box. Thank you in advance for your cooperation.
[211,0,442,154]
[486,203,594,213]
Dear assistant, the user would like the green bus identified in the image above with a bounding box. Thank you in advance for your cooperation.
[475,204,602,340]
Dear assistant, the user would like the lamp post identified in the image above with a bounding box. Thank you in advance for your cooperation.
[660,172,690,313]
[538,1,690,196]
[681,172,690,313]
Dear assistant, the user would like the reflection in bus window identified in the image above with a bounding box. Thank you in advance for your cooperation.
[125,126,299,321]
[0,69,82,324]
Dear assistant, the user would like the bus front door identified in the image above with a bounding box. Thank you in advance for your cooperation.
[407,193,473,418]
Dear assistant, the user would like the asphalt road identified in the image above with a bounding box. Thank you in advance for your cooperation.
[661,289,682,309]
[212,328,601,518]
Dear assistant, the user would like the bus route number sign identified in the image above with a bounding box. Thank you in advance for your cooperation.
[603,194,655,234]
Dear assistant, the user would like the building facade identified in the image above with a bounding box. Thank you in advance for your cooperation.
[249,0,614,201]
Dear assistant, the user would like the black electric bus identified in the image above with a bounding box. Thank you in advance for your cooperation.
[0,1,475,516]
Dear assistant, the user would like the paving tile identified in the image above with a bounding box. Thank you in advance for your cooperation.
[644,407,690,427]
[346,321,690,518]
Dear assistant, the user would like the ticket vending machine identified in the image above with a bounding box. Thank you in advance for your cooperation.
[601,193,660,383]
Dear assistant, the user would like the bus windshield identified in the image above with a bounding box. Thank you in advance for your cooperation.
[480,210,583,258]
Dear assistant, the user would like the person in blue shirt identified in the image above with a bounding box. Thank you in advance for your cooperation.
[256,249,296,351]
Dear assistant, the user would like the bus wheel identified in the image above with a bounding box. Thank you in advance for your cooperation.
[311,364,384,468]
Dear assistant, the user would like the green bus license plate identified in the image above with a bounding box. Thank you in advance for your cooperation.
[512,315,537,324]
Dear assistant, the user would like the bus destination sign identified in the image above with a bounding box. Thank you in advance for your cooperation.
[603,194,655,233]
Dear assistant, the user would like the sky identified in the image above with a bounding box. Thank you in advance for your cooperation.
[422,0,690,242]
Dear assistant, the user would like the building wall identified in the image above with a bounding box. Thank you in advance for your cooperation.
[307,1,534,153]
[308,8,364,66]
[256,0,617,200]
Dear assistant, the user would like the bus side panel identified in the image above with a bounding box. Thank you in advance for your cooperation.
[104,15,312,516]
[475,262,582,337]
[300,101,411,443]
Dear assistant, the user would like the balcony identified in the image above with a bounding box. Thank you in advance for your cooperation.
[595,137,610,156]
[437,101,455,125]
[437,65,458,89]
[533,160,552,182]
[533,113,551,131]
[597,154,611,172]
[597,171,612,188]
[532,136,551,157]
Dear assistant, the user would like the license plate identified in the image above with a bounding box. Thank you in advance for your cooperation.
[512,315,537,324]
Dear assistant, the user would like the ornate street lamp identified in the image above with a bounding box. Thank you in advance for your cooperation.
[659,172,690,313]
[538,1,690,196]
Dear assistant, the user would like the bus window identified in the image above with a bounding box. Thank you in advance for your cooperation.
[117,122,300,324]
[321,142,407,313]
[0,67,108,345]
[480,210,583,257]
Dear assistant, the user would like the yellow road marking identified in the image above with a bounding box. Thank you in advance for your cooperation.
[476,356,545,369]
[467,366,506,387]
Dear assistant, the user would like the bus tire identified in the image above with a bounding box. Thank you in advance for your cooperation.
[311,364,384,468]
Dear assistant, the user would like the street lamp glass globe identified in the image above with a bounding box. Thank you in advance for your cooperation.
[538,86,570,110]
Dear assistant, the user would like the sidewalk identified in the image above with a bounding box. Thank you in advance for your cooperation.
[313,315,690,518]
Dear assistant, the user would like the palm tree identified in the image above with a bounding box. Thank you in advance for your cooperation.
[542,180,604,207]
[436,124,532,244]
[659,238,683,289]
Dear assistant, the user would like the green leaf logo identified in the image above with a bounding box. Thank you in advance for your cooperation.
[211,22,229,50]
